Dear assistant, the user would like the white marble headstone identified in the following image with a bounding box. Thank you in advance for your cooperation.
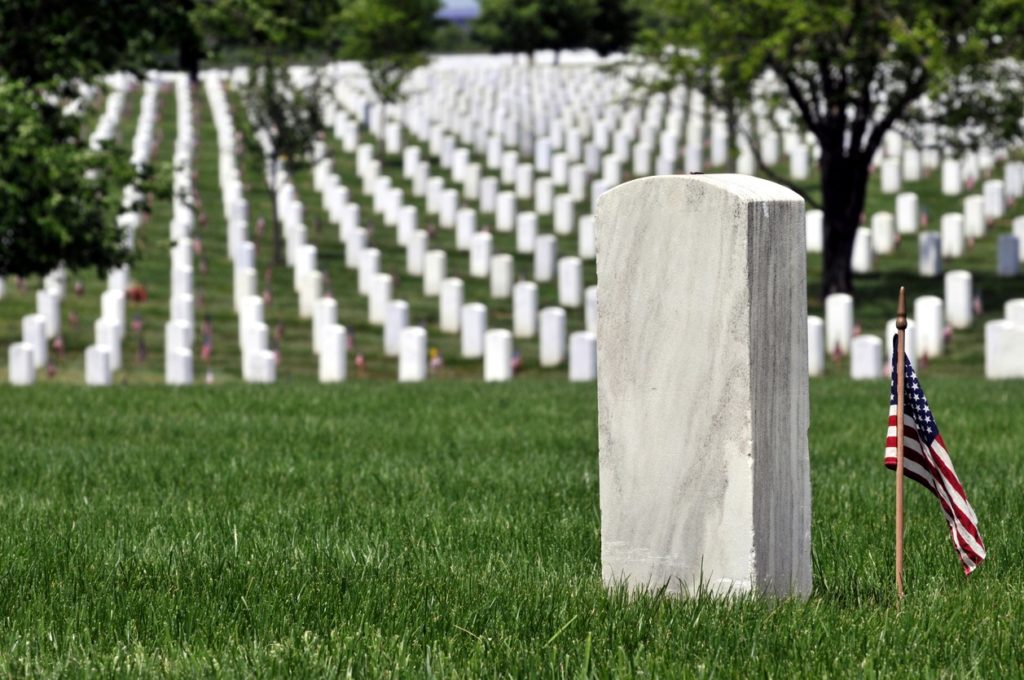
[597,174,811,598]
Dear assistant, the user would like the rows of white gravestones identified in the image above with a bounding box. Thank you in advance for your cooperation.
[312,62,626,382]
[809,148,1024,380]
[6,74,149,386]
[321,55,1024,382]
[4,56,1024,384]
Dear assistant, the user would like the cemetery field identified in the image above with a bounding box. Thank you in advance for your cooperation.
[1,379,1022,675]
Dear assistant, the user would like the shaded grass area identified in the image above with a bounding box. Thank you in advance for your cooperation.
[0,381,1021,675]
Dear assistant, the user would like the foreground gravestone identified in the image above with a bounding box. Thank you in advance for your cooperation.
[597,174,811,598]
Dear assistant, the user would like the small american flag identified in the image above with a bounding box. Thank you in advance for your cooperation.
[885,335,986,574]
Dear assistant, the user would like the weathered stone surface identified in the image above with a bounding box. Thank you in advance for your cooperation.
[596,174,811,598]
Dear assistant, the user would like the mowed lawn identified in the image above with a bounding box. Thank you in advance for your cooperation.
[1,380,1022,676]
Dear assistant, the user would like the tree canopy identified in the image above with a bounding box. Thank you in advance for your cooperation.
[637,0,1024,296]
[0,80,132,278]
[339,0,441,105]
[473,0,637,56]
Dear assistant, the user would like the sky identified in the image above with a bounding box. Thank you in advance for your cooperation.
[438,0,480,21]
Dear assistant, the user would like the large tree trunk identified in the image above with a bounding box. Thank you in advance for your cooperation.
[820,150,869,299]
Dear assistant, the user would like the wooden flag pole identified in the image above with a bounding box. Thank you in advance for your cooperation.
[895,286,908,599]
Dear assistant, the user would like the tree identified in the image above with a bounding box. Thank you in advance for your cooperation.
[589,0,640,56]
[0,1,178,278]
[339,0,441,107]
[235,63,326,265]
[0,1,175,88]
[473,0,599,56]
[0,80,132,278]
[637,0,1024,297]
[194,0,332,265]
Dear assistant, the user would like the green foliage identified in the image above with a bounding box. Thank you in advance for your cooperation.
[234,62,326,264]
[0,379,1022,674]
[339,0,441,105]
[0,0,176,87]
[191,0,341,55]
[636,0,1024,295]
[472,0,637,56]
[0,80,132,278]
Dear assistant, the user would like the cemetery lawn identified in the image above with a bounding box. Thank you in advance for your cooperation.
[2,380,1022,676]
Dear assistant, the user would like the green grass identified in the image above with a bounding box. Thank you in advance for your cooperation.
[0,381,1022,675]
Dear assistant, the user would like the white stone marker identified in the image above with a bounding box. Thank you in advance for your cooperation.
[513,281,539,338]
[95,319,122,371]
[881,157,901,194]
[985,320,1024,379]
[944,270,973,329]
[539,307,567,367]
[406,230,428,276]
[807,315,825,377]
[850,335,883,380]
[490,254,515,299]
[7,342,35,385]
[247,350,277,384]
[298,271,322,320]
[483,329,514,382]
[36,290,60,339]
[22,314,47,369]
[914,295,945,358]
[805,209,824,254]
[84,345,112,386]
[165,347,193,386]
[558,256,584,308]
[1006,299,1024,326]
[851,227,874,274]
[963,195,985,238]
[357,248,381,296]
[895,192,919,234]
[825,292,854,356]
[368,273,393,326]
[495,191,517,232]
[455,208,477,251]
[439,278,464,333]
[997,235,1020,277]
[983,179,1005,220]
[319,323,347,383]
[460,303,488,358]
[345,227,367,269]
[397,205,418,246]
[940,213,965,259]
[398,327,428,382]
[469,232,493,278]
[568,331,597,382]
[578,214,597,260]
[941,158,962,196]
[534,234,558,282]
[918,231,942,278]
[384,300,409,357]
[554,194,575,235]
[307,294,335,353]
[597,174,810,597]
[422,249,447,297]
[870,212,896,255]
[515,212,538,254]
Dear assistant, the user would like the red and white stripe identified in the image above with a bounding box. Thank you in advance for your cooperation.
[886,407,986,574]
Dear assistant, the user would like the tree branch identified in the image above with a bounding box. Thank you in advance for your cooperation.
[738,124,822,209]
